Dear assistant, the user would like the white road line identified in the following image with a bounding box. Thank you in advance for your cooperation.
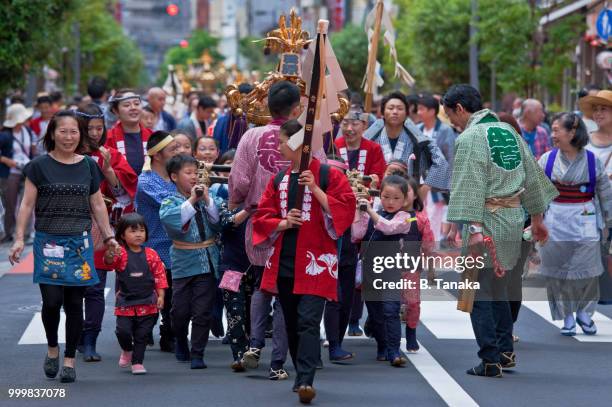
[419,300,475,340]
[19,288,111,345]
[401,338,479,407]
[522,301,612,342]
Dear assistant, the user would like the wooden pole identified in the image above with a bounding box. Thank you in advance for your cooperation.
[293,20,328,212]
[364,0,384,114]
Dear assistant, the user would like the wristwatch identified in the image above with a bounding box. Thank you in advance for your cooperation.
[468,225,483,234]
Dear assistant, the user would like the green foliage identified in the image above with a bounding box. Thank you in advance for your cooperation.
[330,24,373,93]
[238,36,276,74]
[50,0,145,92]
[390,0,583,102]
[0,0,76,96]
[160,30,224,81]
[394,0,471,93]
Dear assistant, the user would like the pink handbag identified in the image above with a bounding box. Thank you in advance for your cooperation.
[219,270,244,293]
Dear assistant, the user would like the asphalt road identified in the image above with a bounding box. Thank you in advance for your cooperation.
[1,268,612,407]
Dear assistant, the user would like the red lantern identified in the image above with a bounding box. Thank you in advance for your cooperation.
[180,39,189,48]
[166,4,179,16]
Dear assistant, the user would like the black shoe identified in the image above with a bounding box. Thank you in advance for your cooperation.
[44,355,59,378]
[500,352,516,369]
[59,366,76,383]
[466,362,502,377]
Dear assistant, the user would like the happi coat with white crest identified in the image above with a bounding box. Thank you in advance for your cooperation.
[253,158,356,300]
[334,136,386,181]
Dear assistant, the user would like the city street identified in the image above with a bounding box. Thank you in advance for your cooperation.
[1,251,611,407]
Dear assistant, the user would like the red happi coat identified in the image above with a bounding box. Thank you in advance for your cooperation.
[88,147,138,271]
[334,136,386,181]
[253,159,356,301]
[105,122,152,161]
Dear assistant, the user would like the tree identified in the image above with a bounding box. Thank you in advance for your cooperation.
[160,30,224,82]
[330,24,372,94]
[0,0,77,97]
[394,0,471,93]
[238,36,277,74]
[48,0,145,93]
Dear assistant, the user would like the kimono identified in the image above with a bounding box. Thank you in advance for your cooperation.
[334,136,386,181]
[364,118,450,190]
[252,159,356,300]
[537,148,612,280]
[159,194,221,280]
[135,171,176,268]
[447,109,559,270]
[105,122,152,174]
[88,147,138,271]
[107,247,168,317]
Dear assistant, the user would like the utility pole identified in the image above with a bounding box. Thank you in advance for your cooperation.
[469,0,479,90]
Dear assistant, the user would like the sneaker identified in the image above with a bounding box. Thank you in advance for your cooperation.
[297,385,316,404]
[131,364,147,375]
[231,360,245,372]
[329,347,354,362]
[500,352,516,369]
[190,358,207,369]
[576,317,597,335]
[44,354,59,378]
[347,324,363,337]
[466,362,502,378]
[241,347,261,369]
[59,366,76,383]
[118,351,132,368]
[560,325,576,336]
[269,367,289,380]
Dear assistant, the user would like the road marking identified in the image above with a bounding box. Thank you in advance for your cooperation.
[419,298,475,340]
[19,288,111,345]
[523,301,612,342]
[401,338,479,407]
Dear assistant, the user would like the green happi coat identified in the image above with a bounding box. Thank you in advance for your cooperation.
[447,109,558,270]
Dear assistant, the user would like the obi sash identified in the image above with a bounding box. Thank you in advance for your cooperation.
[545,148,596,204]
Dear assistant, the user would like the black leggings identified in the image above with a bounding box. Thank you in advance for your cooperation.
[39,284,86,358]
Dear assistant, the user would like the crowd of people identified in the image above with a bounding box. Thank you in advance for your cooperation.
[1,75,610,404]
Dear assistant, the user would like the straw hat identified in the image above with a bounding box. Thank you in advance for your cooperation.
[578,90,612,117]
[3,103,33,128]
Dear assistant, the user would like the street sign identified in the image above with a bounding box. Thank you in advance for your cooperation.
[596,8,612,41]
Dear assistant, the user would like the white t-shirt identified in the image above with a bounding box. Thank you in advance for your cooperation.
[586,140,612,181]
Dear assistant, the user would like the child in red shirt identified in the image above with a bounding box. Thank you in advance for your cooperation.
[104,213,167,375]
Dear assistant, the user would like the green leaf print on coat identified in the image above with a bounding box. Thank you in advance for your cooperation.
[486,127,521,171]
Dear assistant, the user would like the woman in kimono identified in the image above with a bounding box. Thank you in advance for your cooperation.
[538,112,612,336]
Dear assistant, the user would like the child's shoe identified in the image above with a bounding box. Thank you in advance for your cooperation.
[131,364,147,375]
[118,351,132,368]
